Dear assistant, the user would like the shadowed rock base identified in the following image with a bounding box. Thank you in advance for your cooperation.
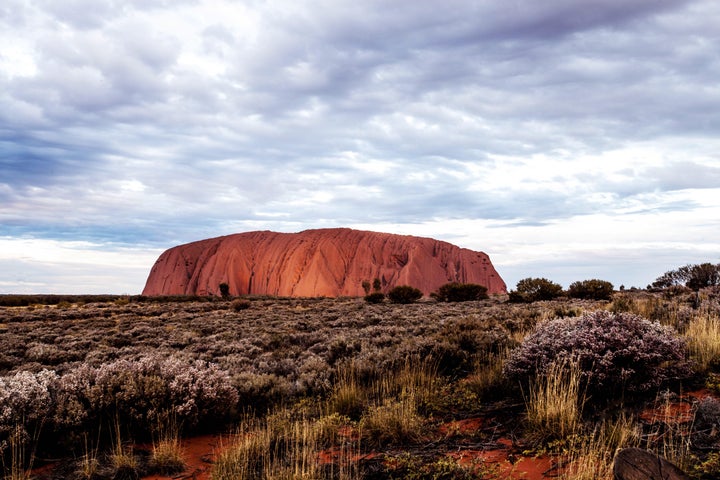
[613,448,690,480]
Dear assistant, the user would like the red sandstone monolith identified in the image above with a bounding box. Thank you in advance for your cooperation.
[142,228,506,297]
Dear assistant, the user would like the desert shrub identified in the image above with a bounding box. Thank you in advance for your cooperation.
[503,310,690,396]
[382,453,485,480]
[230,372,294,413]
[387,285,423,304]
[652,263,720,290]
[567,279,614,301]
[231,299,251,311]
[364,292,385,304]
[694,397,720,433]
[54,355,238,435]
[360,396,423,447]
[0,370,57,439]
[508,277,563,303]
[431,282,488,302]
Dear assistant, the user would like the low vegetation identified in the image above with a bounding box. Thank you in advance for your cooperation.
[431,282,489,302]
[504,310,691,398]
[567,279,614,300]
[386,285,423,304]
[0,283,719,479]
[508,277,564,302]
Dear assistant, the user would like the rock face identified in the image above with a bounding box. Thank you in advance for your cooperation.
[142,228,506,297]
[613,448,690,480]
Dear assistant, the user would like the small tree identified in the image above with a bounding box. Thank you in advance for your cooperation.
[567,279,614,300]
[361,280,371,295]
[387,285,423,304]
[219,283,230,298]
[431,282,488,302]
[652,263,720,291]
[508,277,563,303]
[372,278,382,292]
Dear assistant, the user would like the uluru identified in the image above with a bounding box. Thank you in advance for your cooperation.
[142,228,507,297]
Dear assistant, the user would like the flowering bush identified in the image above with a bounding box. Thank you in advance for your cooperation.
[53,354,238,433]
[0,370,56,455]
[503,310,691,394]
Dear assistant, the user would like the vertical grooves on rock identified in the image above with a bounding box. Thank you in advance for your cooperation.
[142,228,507,297]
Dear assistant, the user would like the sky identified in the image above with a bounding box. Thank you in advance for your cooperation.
[1,0,719,295]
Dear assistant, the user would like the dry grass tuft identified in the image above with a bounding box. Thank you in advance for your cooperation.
[211,412,360,480]
[560,414,640,480]
[360,394,424,448]
[685,315,720,371]
[525,358,586,441]
[149,413,185,474]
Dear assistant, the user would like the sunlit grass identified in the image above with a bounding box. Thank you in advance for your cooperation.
[685,315,720,371]
[525,359,586,441]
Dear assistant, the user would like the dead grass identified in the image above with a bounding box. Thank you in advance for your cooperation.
[525,358,586,441]
[685,314,720,371]
[1,424,33,480]
[110,417,138,480]
[1,293,718,478]
[149,414,185,475]
[560,414,640,480]
[211,411,360,480]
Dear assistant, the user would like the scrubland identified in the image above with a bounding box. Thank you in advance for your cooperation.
[0,288,719,479]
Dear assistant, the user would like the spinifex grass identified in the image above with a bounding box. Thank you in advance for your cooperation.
[76,431,101,480]
[328,363,367,420]
[149,413,185,475]
[110,416,138,480]
[685,314,720,372]
[464,348,511,400]
[525,358,586,442]
[211,411,361,480]
[559,414,640,480]
[643,392,696,472]
[1,424,32,480]
[359,393,424,448]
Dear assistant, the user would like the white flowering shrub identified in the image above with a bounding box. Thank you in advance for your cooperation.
[0,369,57,455]
[54,354,238,433]
[503,310,691,395]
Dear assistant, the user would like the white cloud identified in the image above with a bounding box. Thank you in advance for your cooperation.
[0,237,162,294]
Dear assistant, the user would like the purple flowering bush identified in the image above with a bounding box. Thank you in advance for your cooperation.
[503,310,691,395]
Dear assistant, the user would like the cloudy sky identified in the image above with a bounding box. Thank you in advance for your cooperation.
[1,0,719,294]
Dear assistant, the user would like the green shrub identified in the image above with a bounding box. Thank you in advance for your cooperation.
[431,282,488,302]
[364,292,385,304]
[387,286,423,304]
[508,277,563,303]
[567,279,614,300]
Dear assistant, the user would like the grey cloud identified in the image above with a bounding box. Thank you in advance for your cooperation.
[1,0,719,252]
[648,161,720,191]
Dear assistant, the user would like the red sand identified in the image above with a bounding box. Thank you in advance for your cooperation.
[141,434,220,480]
